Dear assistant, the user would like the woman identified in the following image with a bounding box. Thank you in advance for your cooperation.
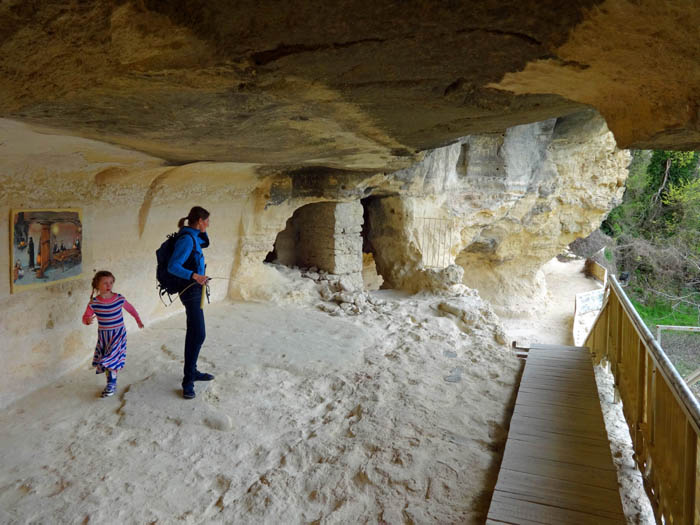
[167,206,213,399]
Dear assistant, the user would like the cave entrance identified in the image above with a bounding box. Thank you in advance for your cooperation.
[264,201,365,286]
[360,196,384,290]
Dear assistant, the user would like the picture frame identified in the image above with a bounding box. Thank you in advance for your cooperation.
[10,208,83,293]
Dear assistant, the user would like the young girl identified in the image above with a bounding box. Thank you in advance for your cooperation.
[82,271,144,397]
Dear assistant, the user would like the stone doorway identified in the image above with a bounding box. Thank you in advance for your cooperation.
[360,197,384,290]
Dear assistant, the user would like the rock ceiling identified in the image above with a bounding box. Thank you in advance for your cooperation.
[1,0,698,170]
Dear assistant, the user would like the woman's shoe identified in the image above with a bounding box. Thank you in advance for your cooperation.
[193,371,215,381]
[182,383,195,399]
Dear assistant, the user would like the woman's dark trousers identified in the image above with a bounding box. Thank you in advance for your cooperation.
[180,284,206,388]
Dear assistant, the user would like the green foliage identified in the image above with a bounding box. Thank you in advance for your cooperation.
[662,177,700,241]
[647,150,697,189]
[642,150,700,237]
[601,150,651,237]
[603,149,700,325]
[628,294,699,331]
[604,150,699,238]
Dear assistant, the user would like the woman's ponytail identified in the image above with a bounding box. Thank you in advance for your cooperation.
[178,207,210,229]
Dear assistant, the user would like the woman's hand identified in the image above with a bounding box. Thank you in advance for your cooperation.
[192,273,209,286]
[137,320,144,329]
[83,315,95,325]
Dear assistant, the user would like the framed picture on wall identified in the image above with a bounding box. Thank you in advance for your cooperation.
[10,208,83,293]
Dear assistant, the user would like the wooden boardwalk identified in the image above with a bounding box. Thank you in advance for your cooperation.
[486,344,626,524]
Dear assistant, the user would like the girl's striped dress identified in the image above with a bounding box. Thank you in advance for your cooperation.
[83,294,141,373]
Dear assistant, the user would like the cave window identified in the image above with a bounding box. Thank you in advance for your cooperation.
[265,201,365,279]
[456,142,469,176]
[416,216,457,269]
[265,203,335,271]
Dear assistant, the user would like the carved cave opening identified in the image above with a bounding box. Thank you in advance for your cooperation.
[264,200,386,290]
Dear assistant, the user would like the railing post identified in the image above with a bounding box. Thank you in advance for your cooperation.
[683,420,698,524]
[651,365,657,447]
[635,338,646,454]
[605,294,611,360]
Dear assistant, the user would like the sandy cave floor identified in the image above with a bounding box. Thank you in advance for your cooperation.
[0,258,654,524]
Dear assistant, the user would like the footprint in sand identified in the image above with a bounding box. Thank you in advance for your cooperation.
[444,367,462,383]
[443,350,457,358]
[203,413,233,431]
[160,344,180,361]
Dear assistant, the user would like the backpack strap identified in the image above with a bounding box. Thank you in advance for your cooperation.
[176,230,199,273]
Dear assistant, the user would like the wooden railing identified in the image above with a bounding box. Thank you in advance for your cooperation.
[585,276,700,524]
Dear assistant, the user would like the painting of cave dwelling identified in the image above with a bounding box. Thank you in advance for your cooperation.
[11,209,83,293]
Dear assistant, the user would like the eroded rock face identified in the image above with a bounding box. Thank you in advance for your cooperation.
[492,0,700,151]
[0,109,625,406]
[0,0,697,170]
[363,111,628,314]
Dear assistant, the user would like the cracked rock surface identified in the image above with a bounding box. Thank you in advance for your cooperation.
[2,0,698,167]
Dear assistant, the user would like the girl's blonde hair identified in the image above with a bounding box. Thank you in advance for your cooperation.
[91,270,115,300]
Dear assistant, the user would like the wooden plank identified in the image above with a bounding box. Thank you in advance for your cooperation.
[524,361,595,373]
[520,373,597,388]
[522,343,589,351]
[513,403,605,425]
[527,354,591,362]
[519,373,597,388]
[528,348,591,359]
[502,437,616,471]
[514,397,601,417]
[507,424,610,449]
[494,469,625,520]
[517,379,597,396]
[487,337,625,524]
[515,392,602,414]
[510,411,606,437]
[524,357,593,370]
[521,372,597,389]
[525,359,593,370]
[498,455,619,490]
[515,389,602,410]
[522,366,595,379]
[510,413,608,441]
[485,514,542,525]
[523,363,596,376]
[522,366,593,378]
[528,347,590,356]
[488,490,623,524]
[506,424,610,457]
[525,356,593,367]
[517,389,601,408]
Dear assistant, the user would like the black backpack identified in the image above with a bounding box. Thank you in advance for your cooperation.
[156,231,196,302]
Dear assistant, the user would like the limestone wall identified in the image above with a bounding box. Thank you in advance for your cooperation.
[0,120,280,407]
[364,111,629,313]
[0,110,628,407]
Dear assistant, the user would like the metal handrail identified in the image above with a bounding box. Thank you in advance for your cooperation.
[656,324,700,347]
[609,275,700,434]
